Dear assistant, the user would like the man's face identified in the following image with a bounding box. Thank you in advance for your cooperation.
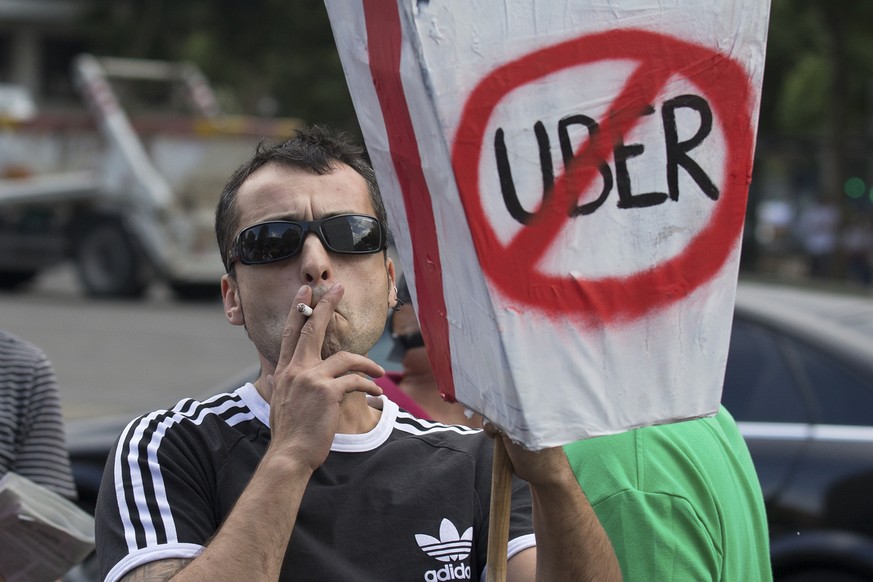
[390,304,432,374]
[222,162,394,366]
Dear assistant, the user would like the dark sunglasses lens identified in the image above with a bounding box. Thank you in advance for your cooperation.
[321,215,383,253]
[239,222,303,264]
[397,332,424,350]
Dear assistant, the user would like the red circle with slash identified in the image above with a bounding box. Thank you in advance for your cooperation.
[452,29,754,324]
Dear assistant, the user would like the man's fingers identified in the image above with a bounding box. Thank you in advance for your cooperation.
[291,283,344,364]
[276,285,314,368]
[482,419,503,439]
[334,373,385,398]
[289,352,385,388]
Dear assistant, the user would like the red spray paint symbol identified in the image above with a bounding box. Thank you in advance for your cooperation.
[452,29,756,324]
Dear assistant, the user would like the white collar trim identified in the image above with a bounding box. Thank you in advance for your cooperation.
[238,383,398,452]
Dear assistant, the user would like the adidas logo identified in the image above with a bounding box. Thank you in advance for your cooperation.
[415,518,473,562]
[416,518,473,581]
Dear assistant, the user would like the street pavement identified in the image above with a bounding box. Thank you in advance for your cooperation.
[0,266,257,420]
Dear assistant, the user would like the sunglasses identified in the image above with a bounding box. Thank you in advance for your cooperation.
[393,331,425,351]
[387,329,426,362]
[386,308,426,361]
[228,214,387,269]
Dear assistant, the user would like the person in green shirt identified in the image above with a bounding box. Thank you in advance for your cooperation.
[564,406,772,581]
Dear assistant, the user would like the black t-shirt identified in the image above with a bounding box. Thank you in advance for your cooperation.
[96,384,535,581]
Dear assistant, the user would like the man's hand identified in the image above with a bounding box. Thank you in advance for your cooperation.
[265,283,384,471]
[482,422,569,487]
[137,283,388,582]
[484,423,622,581]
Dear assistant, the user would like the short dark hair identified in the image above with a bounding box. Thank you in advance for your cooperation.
[215,125,388,272]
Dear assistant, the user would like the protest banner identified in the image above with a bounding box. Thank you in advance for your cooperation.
[325,0,771,450]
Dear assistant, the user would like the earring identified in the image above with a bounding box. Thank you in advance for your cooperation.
[390,284,402,311]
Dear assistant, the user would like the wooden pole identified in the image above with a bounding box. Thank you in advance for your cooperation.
[486,437,513,582]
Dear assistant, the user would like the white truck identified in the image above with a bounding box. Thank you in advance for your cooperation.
[0,54,300,298]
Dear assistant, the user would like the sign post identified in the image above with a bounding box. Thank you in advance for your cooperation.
[485,439,512,582]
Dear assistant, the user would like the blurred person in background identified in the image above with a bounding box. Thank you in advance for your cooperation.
[0,329,77,499]
[842,214,873,286]
[0,329,79,581]
[376,276,482,428]
[564,406,772,580]
[797,197,839,279]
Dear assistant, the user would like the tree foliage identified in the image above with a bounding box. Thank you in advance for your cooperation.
[762,0,873,139]
[80,0,359,134]
[79,1,873,146]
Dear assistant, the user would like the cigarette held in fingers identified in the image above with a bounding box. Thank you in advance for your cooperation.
[297,303,313,317]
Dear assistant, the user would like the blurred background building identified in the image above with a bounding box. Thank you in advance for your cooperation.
[0,0,88,110]
[1,0,873,292]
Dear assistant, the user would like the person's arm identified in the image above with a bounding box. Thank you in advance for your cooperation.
[120,443,315,581]
[16,346,77,499]
[496,434,622,582]
[119,283,384,582]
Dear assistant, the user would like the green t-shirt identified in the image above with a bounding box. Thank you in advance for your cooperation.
[564,406,772,581]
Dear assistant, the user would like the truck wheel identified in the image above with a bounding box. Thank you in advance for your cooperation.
[0,270,39,290]
[75,219,150,298]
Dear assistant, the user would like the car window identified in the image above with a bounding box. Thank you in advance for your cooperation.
[789,340,873,426]
[722,318,808,423]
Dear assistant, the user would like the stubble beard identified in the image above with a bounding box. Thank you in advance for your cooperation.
[253,312,383,368]
[319,316,384,360]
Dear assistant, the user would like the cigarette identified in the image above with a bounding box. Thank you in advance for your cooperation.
[297,303,313,317]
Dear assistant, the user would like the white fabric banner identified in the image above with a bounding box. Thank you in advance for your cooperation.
[325,0,771,449]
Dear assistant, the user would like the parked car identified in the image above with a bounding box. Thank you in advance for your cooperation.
[64,280,873,580]
[724,281,873,581]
